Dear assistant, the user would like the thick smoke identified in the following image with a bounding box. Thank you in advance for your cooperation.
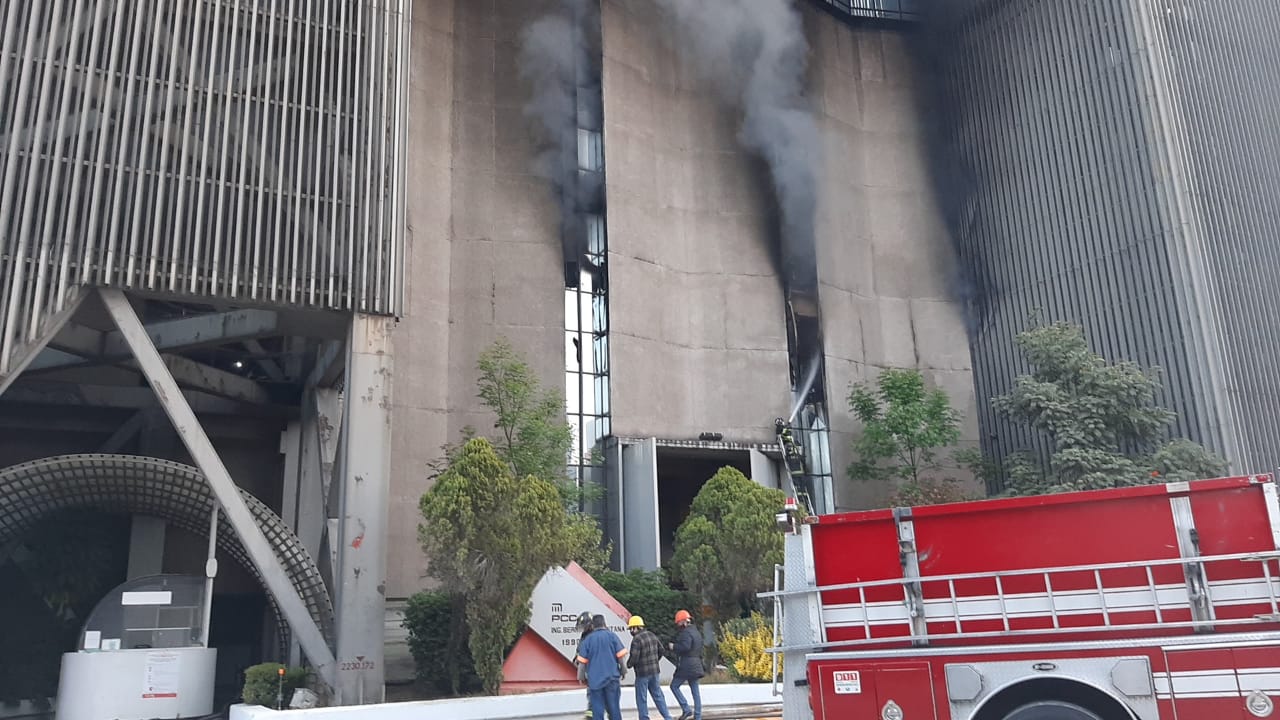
[908,5,989,338]
[518,0,594,269]
[653,0,821,293]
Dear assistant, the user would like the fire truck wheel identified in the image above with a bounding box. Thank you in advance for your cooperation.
[1001,700,1106,720]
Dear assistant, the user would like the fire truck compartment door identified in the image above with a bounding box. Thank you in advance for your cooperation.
[813,661,937,720]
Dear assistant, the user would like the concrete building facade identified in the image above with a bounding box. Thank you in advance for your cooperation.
[0,0,974,702]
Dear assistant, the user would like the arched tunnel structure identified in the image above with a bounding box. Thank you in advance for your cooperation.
[0,454,335,658]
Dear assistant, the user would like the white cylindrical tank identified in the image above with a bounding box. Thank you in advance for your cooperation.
[55,647,217,720]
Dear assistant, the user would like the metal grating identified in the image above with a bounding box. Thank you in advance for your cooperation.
[0,0,410,369]
[1142,0,1280,477]
[0,453,334,659]
[937,0,1280,484]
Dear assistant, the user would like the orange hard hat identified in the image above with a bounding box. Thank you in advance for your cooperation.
[674,609,692,624]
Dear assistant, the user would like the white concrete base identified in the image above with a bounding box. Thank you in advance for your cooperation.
[55,647,216,720]
[230,683,780,720]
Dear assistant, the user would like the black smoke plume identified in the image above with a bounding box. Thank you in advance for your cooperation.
[519,0,602,284]
[652,0,821,295]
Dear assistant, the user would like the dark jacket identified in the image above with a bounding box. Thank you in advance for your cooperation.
[627,628,664,678]
[575,627,592,684]
[671,624,705,680]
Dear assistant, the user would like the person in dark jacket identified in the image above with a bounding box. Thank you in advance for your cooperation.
[626,615,672,720]
[666,609,704,720]
[576,614,628,720]
[574,611,594,719]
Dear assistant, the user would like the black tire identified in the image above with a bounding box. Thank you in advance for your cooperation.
[1002,701,1106,720]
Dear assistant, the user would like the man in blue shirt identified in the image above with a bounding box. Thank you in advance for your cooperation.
[575,614,628,720]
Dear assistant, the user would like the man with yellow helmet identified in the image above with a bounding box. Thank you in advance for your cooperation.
[626,615,672,720]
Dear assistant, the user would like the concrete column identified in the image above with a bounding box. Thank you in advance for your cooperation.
[620,438,659,571]
[127,414,175,579]
[749,448,782,491]
[125,517,166,580]
[333,314,393,703]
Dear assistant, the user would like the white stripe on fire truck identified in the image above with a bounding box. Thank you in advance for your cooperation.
[1151,668,1280,699]
[822,578,1280,628]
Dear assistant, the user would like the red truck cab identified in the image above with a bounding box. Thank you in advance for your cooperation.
[769,475,1280,720]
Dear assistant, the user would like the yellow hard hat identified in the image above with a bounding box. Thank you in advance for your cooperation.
[627,615,645,628]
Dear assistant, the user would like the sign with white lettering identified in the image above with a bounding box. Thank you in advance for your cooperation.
[525,563,674,682]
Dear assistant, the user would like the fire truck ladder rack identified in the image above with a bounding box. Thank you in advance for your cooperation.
[764,550,1280,655]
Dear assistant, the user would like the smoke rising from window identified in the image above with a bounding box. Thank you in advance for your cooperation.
[518,0,596,264]
[653,0,821,292]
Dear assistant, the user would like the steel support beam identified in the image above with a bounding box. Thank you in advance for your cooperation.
[307,339,346,388]
[31,308,281,371]
[333,314,393,703]
[128,354,271,405]
[98,288,336,687]
[99,409,155,452]
[48,321,105,356]
[243,339,286,382]
[0,288,87,396]
[299,388,340,560]
[2,379,290,417]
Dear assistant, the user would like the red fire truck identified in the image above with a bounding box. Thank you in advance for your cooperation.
[767,474,1280,720]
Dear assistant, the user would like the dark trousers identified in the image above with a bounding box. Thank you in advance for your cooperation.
[588,678,623,720]
[670,676,702,720]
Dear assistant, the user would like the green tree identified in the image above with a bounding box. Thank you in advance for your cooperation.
[847,368,963,487]
[475,338,576,490]
[418,438,579,694]
[467,338,609,573]
[401,590,481,697]
[596,569,696,649]
[669,467,785,620]
[995,322,1227,495]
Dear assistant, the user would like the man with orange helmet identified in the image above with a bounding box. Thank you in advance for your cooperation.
[666,609,704,720]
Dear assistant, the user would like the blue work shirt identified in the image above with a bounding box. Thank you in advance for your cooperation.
[575,628,625,690]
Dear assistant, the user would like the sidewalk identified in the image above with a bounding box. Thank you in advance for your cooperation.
[230,684,781,720]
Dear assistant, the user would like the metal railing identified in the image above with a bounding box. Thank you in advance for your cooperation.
[808,0,921,23]
[765,551,1280,654]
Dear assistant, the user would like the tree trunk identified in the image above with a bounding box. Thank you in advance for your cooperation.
[446,593,467,694]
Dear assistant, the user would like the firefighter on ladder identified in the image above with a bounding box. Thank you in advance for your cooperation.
[776,418,814,514]
[775,418,806,478]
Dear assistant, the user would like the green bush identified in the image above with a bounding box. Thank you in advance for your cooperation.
[241,663,308,708]
[596,569,696,650]
[402,590,480,696]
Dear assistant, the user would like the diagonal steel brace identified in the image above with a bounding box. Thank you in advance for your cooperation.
[99,288,336,687]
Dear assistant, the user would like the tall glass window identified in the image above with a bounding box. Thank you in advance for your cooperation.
[565,128,610,508]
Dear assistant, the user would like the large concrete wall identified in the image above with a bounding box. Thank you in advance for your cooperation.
[391,0,569,599]
[601,0,793,444]
[600,1,977,506]
[803,8,978,509]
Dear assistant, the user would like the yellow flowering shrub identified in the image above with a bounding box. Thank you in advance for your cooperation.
[718,612,781,682]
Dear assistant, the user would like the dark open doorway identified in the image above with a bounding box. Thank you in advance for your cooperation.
[655,447,752,566]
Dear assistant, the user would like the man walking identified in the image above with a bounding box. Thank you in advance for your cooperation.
[667,609,705,720]
[575,614,628,720]
[574,611,595,719]
[626,616,673,720]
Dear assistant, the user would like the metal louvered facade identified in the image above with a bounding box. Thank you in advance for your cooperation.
[0,0,409,366]
[939,0,1280,479]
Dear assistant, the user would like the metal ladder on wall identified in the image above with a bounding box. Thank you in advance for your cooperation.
[768,550,1280,655]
